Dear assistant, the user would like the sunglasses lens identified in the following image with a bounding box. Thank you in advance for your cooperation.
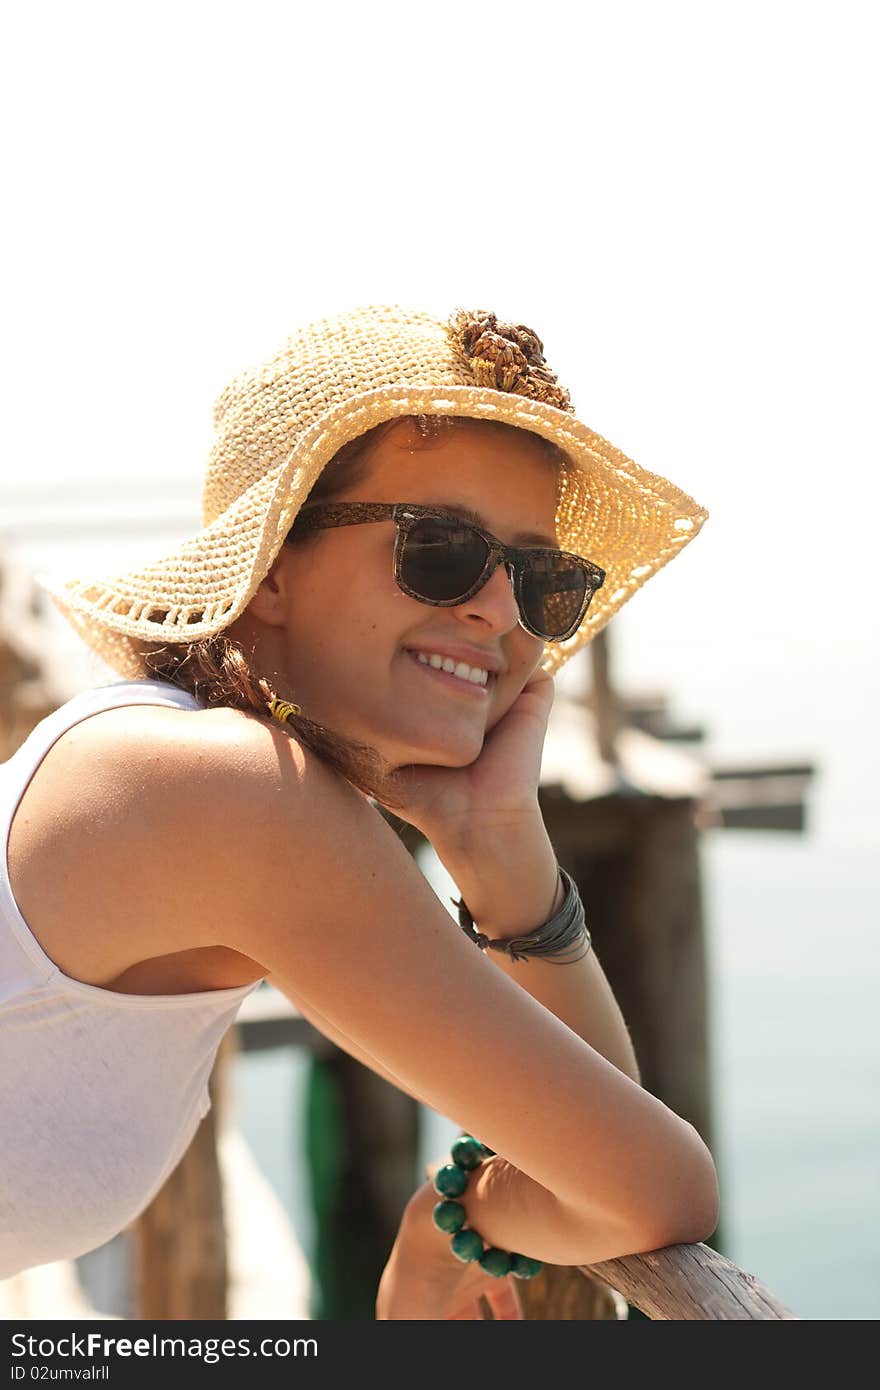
[400,517,490,601]
[400,515,595,641]
[520,554,591,640]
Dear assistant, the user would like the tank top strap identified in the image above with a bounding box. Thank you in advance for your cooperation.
[1,677,200,799]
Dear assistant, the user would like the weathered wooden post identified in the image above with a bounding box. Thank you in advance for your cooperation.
[0,554,59,758]
[129,1027,237,1318]
[515,1265,629,1319]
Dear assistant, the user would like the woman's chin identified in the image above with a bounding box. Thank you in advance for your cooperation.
[380,725,485,771]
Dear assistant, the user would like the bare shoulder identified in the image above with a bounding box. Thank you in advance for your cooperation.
[8,698,330,965]
[47,696,313,799]
[50,696,288,773]
[70,695,369,895]
[123,701,397,962]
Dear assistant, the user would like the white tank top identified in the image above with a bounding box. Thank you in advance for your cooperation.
[0,678,265,1278]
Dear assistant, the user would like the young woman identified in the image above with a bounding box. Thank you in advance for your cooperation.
[1,303,716,1319]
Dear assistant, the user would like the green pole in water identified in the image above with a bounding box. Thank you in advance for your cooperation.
[303,1050,392,1320]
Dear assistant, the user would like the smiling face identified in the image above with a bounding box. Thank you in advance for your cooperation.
[229,417,561,770]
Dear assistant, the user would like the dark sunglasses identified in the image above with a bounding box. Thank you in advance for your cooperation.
[286,502,606,643]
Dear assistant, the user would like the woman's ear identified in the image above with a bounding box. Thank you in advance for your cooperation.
[245,549,291,628]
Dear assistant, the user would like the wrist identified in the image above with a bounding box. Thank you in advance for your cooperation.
[403,1179,460,1267]
[430,802,544,857]
[434,814,563,940]
[429,1140,545,1279]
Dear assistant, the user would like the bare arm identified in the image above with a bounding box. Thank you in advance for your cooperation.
[163,722,720,1264]
[261,973,434,1106]
[270,810,640,1100]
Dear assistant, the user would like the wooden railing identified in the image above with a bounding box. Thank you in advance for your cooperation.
[580,1244,797,1320]
[513,1250,797,1320]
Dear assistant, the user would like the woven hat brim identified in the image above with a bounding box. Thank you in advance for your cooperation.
[36,383,708,681]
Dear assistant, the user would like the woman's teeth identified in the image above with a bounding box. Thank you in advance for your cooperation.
[410,651,490,686]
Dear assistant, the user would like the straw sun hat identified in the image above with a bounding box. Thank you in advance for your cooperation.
[36,303,708,682]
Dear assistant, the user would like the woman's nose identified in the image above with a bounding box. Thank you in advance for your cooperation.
[456,558,521,634]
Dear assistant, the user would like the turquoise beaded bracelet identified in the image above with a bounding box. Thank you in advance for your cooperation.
[431,1134,543,1280]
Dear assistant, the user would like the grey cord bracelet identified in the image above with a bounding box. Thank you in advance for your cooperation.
[451,863,592,964]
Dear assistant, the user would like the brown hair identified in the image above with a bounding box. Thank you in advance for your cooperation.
[137,414,569,807]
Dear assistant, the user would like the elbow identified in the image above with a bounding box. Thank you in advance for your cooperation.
[633,1193,719,1261]
[695,1167,722,1244]
[671,1188,720,1250]
[627,1125,720,1256]
[554,1137,719,1267]
[691,1126,722,1237]
[575,1130,721,1265]
[663,1127,721,1248]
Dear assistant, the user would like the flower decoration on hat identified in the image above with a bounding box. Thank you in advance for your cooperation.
[447,307,575,414]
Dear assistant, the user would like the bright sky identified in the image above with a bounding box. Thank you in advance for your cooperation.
[1,1,877,838]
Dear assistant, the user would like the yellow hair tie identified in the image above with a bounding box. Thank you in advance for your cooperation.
[268,696,302,724]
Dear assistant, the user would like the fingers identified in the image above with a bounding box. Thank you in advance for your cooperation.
[445,1301,483,1320]
[488,1278,525,1320]
[448,1277,524,1320]
[523,667,555,694]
